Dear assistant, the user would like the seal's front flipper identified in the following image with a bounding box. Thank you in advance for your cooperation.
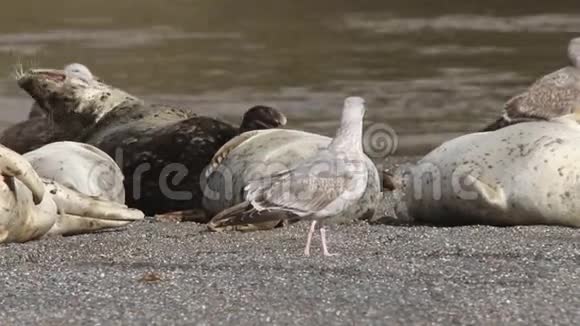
[464,175,508,212]
[0,144,45,204]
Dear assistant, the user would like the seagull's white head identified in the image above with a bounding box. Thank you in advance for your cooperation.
[330,96,367,151]
[64,63,94,82]
[568,37,580,68]
[342,96,366,122]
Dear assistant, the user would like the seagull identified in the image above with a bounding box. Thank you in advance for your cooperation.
[482,37,580,131]
[64,63,94,82]
[240,96,370,256]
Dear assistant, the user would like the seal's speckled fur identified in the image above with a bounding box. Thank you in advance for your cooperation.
[16,68,287,217]
[406,117,580,226]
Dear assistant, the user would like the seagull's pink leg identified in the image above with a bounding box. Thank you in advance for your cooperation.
[304,221,317,256]
[320,227,338,257]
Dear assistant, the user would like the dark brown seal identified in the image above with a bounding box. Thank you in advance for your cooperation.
[17,68,287,217]
[0,116,71,154]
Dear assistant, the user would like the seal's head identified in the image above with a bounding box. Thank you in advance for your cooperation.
[17,68,139,129]
[27,63,98,120]
[239,105,287,133]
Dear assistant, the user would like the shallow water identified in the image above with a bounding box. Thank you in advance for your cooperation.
[0,0,578,155]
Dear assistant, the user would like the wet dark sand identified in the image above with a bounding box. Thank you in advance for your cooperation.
[1,218,579,325]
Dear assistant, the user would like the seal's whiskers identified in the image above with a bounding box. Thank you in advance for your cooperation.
[10,63,23,80]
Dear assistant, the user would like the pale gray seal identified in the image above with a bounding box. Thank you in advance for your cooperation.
[205,97,380,256]
[23,141,125,203]
[0,144,143,243]
[16,68,287,217]
[405,116,580,226]
[483,37,580,131]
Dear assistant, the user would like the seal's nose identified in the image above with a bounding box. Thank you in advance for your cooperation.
[16,70,32,86]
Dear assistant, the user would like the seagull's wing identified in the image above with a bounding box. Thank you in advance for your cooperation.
[506,68,580,120]
[483,68,580,131]
[245,152,368,216]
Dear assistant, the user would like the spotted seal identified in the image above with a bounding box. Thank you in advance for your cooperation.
[16,68,287,217]
[0,63,98,154]
[201,101,381,234]
[483,37,580,131]
[0,144,143,243]
[405,116,580,226]
[23,141,125,203]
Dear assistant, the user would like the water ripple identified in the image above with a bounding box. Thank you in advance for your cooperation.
[345,14,580,34]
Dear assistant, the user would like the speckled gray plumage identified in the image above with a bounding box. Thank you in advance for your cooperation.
[483,37,580,131]
[203,129,381,230]
[505,66,580,118]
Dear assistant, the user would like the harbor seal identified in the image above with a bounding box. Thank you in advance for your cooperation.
[16,68,287,217]
[204,97,380,256]
[1,63,99,154]
[0,144,143,243]
[483,37,580,131]
[405,116,580,226]
[23,141,125,203]
[0,117,71,154]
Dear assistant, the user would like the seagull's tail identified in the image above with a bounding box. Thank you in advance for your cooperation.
[207,201,297,232]
[480,117,510,132]
[154,209,208,223]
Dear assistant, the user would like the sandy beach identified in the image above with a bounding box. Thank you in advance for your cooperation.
[1,220,579,325]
